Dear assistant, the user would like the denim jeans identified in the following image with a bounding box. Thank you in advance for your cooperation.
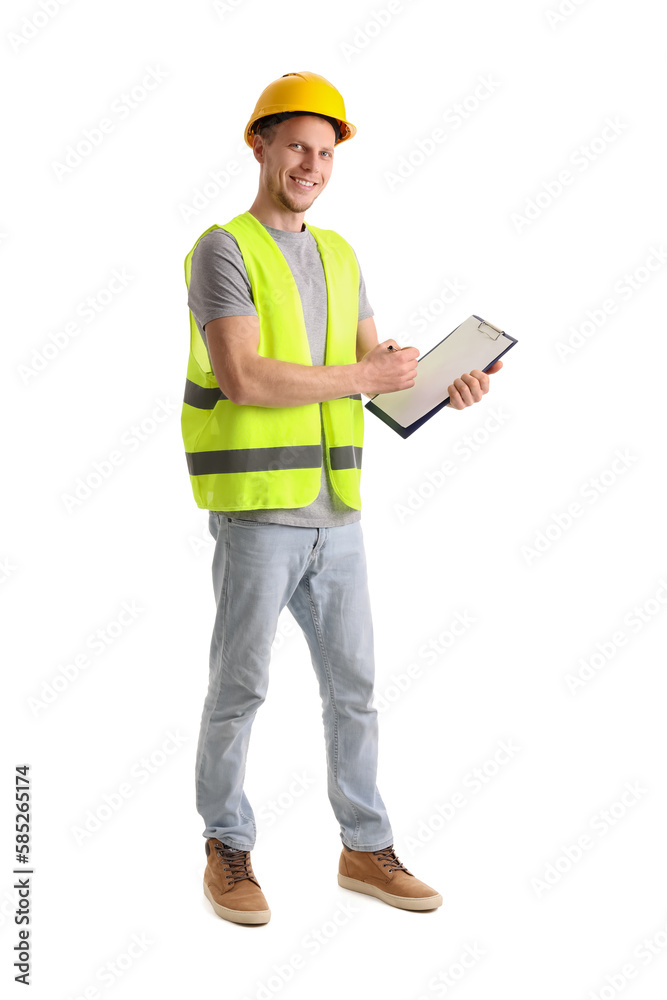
[195,512,394,852]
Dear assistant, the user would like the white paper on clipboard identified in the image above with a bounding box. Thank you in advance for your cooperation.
[364,314,517,438]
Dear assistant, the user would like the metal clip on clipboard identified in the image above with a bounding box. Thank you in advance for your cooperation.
[477,318,504,340]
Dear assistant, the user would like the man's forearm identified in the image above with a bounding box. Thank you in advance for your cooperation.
[235,356,364,407]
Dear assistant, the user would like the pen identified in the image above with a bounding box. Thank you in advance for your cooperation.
[387,345,398,351]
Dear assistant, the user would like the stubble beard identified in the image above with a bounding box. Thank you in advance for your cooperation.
[268,171,317,215]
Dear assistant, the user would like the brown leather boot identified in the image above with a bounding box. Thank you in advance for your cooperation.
[338,844,442,911]
[203,839,271,924]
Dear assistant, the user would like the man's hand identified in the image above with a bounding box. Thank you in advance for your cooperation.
[357,339,420,395]
[446,360,503,410]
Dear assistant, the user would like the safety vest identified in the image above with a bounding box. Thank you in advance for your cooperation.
[181,210,364,511]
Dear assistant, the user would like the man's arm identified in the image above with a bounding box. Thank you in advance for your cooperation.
[205,314,416,407]
[205,314,363,407]
[356,316,379,363]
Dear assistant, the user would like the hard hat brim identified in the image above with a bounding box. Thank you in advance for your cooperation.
[244,111,356,148]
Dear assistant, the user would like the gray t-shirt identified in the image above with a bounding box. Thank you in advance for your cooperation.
[187,220,373,527]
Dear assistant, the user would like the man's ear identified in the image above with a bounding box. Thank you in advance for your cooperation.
[251,133,266,165]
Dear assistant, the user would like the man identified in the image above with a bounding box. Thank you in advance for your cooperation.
[182,71,502,926]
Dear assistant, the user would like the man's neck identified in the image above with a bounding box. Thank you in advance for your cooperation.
[247,203,305,233]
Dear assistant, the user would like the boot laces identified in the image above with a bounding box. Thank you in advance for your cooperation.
[372,846,413,876]
[214,844,259,886]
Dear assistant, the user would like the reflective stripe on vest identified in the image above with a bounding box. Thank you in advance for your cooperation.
[184,444,363,475]
[181,211,364,511]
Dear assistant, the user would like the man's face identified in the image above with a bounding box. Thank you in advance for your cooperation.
[255,115,335,214]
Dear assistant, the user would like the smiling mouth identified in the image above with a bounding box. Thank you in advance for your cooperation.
[290,176,317,189]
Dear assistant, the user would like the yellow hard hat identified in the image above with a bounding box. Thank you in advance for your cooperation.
[244,71,356,148]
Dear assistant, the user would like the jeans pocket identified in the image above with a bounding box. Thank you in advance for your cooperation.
[227,516,261,526]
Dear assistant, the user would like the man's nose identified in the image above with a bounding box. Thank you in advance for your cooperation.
[299,153,320,173]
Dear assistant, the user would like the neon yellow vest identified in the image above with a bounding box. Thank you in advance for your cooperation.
[181,210,364,511]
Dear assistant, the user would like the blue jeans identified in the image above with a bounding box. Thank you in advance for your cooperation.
[195,512,394,852]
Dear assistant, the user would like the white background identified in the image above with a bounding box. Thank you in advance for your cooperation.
[3,0,667,998]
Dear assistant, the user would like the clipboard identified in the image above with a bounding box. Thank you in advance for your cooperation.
[364,314,517,439]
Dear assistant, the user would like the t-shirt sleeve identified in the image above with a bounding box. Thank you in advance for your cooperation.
[187,229,257,332]
[353,249,374,321]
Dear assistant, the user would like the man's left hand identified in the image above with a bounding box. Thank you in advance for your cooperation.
[446,360,503,410]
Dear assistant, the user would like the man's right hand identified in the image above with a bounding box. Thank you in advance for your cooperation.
[357,340,420,395]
